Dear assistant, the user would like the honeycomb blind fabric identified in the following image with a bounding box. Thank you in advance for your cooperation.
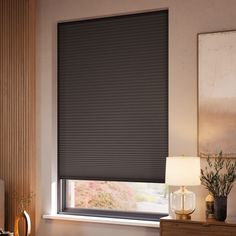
[58,10,168,183]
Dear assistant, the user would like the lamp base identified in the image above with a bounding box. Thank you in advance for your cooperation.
[175,213,191,220]
[170,186,196,221]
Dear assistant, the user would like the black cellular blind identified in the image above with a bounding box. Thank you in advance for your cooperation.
[58,10,168,183]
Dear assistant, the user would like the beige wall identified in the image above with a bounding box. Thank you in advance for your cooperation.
[37,0,236,235]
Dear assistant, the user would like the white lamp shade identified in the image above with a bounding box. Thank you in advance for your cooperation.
[165,156,201,186]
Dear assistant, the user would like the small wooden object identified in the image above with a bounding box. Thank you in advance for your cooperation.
[160,216,236,236]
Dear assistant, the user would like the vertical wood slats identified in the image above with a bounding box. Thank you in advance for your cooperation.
[0,0,36,234]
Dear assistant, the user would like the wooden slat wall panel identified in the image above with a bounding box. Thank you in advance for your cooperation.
[0,0,36,234]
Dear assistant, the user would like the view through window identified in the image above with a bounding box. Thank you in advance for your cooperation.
[66,180,168,214]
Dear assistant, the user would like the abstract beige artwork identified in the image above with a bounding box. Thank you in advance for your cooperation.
[198,31,236,158]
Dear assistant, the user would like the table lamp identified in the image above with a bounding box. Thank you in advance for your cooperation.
[165,156,201,220]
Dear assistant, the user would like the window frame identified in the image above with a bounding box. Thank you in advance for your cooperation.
[58,179,168,221]
[57,9,169,221]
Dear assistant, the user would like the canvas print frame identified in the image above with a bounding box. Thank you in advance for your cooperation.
[198,30,236,158]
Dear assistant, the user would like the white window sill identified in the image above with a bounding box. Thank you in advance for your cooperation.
[43,214,160,228]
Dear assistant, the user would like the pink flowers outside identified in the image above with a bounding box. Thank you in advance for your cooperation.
[73,181,136,211]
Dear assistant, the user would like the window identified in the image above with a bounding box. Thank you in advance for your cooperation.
[66,180,168,213]
[58,10,168,220]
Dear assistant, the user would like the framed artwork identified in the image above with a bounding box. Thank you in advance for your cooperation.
[198,31,236,158]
